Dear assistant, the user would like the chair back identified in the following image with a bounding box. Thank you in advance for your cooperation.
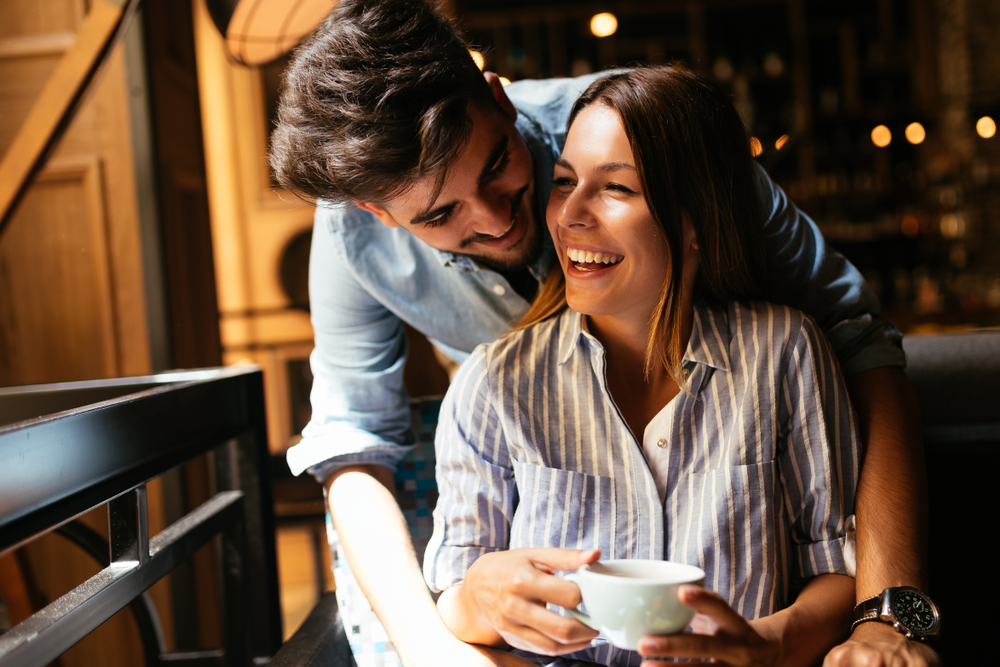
[904,329,1000,662]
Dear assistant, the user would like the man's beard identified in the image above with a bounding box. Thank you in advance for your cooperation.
[460,210,544,273]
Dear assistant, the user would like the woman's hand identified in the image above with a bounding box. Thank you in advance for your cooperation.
[437,547,601,656]
[637,585,782,667]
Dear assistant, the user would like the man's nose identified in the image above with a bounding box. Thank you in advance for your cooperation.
[469,192,513,237]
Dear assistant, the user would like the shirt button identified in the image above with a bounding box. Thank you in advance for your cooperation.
[656,438,668,448]
[492,284,506,295]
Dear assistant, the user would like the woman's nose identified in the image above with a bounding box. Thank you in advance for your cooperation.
[553,189,594,229]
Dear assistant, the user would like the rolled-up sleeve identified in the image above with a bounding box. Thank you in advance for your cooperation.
[285,206,416,482]
[758,166,905,375]
[779,314,861,580]
[423,345,515,592]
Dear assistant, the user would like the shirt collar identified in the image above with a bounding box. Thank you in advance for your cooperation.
[556,301,731,373]
[685,300,731,372]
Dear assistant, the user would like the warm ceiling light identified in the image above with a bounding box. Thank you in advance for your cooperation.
[469,50,485,71]
[207,0,337,66]
[590,12,618,38]
[905,122,926,145]
[871,125,892,148]
[774,134,789,150]
[499,76,512,86]
[977,116,997,139]
[750,137,763,157]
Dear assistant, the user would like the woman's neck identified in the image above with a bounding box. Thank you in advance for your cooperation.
[586,305,695,442]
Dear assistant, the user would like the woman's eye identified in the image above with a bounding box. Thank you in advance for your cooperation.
[553,177,575,187]
[607,183,635,194]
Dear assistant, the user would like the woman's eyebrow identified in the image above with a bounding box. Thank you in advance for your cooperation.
[554,157,635,173]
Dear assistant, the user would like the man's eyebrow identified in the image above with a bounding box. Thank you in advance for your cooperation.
[478,135,510,185]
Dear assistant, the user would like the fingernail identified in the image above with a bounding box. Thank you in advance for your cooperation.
[638,638,661,653]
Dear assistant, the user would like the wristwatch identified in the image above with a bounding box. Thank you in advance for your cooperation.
[852,586,941,641]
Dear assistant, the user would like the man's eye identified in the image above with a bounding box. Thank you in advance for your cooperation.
[484,150,510,181]
[423,209,454,228]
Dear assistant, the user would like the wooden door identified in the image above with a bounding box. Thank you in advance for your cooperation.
[0,2,168,665]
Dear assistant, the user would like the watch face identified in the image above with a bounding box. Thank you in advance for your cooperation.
[891,590,937,633]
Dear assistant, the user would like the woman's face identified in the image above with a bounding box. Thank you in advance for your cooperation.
[547,103,670,323]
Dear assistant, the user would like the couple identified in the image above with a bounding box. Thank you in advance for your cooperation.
[423,67,857,666]
[273,1,936,666]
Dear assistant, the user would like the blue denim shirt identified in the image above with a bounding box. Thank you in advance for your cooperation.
[285,74,904,480]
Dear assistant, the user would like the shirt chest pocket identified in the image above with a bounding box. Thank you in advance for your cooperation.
[509,461,615,557]
[667,460,781,587]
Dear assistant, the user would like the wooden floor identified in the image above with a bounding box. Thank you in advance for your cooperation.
[276,523,335,640]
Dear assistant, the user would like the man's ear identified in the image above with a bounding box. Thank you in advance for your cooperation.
[484,71,517,121]
[355,201,399,228]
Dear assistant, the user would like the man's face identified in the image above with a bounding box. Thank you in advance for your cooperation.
[357,99,541,272]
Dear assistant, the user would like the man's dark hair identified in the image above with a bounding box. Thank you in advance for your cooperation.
[269,0,492,206]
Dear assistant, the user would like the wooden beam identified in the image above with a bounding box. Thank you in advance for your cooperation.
[0,0,132,234]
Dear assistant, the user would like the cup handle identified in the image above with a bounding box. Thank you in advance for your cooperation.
[561,572,597,629]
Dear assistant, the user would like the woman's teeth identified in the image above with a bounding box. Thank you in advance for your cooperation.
[566,247,623,267]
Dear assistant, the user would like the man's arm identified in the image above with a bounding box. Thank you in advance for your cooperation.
[757,170,938,665]
[326,466,536,667]
[291,208,532,667]
[824,368,940,666]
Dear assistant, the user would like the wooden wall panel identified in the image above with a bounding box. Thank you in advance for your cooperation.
[0,158,119,385]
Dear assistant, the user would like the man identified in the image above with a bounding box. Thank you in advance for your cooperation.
[270,1,939,665]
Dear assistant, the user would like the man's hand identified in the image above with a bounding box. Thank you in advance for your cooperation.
[824,623,941,667]
[637,585,781,667]
[437,547,601,656]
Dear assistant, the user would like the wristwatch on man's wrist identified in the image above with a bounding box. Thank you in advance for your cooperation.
[852,586,941,641]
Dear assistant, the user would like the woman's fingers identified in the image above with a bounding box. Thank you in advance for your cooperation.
[676,585,750,635]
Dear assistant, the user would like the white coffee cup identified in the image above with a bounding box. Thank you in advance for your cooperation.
[563,559,706,650]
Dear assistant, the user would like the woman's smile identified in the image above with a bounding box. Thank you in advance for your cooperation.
[547,104,670,323]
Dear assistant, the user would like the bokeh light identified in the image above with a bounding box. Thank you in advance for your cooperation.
[774,134,789,150]
[905,122,925,145]
[871,125,892,147]
[977,116,996,139]
[750,137,763,157]
[498,76,511,86]
[469,49,484,71]
[900,215,919,237]
[590,13,618,38]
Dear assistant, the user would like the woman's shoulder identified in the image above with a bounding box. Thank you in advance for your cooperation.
[455,309,573,381]
[726,300,820,341]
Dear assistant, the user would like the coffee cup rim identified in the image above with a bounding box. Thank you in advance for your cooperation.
[578,559,706,585]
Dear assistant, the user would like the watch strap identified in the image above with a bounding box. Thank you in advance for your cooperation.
[851,594,883,631]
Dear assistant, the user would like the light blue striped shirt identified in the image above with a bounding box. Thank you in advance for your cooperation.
[425,300,860,667]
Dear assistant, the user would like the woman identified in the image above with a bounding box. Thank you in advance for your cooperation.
[424,66,859,667]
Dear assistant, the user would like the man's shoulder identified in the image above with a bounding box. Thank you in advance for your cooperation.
[315,199,381,233]
[507,73,606,136]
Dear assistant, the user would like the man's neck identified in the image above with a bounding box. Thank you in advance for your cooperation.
[500,267,539,302]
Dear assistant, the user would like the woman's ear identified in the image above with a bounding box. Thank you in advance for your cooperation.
[681,211,700,250]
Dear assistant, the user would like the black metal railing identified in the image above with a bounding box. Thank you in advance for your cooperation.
[0,366,281,666]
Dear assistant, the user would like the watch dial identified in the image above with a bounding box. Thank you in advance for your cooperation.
[891,590,937,632]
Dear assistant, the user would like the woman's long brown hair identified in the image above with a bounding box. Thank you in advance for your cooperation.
[516,66,768,384]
